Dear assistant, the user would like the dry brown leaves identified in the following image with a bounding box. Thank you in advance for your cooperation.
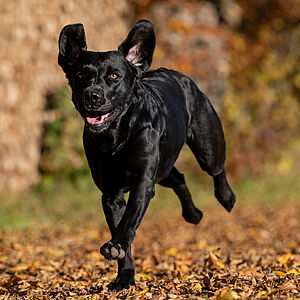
[0,202,299,299]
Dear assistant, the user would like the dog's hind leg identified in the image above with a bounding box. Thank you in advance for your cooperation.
[186,91,236,212]
[159,167,203,224]
[101,192,135,291]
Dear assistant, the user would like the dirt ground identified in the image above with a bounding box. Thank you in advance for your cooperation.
[0,202,299,299]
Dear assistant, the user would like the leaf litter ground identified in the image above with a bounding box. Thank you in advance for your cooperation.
[0,202,299,299]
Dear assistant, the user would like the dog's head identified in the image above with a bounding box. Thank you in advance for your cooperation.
[58,20,156,133]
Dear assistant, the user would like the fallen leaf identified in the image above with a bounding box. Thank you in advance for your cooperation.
[209,251,225,270]
[277,253,294,265]
[136,288,149,296]
[193,283,202,293]
[239,267,262,277]
[273,270,286,277]
[165,248,179,256]
[135,273,152,281]
[11,264,29,272]
[230,259,244,265]
[287,269,299,275]
[277,280,297,291]
[217,290,239,299]
[197,240,207,249]
[257,291,268,297]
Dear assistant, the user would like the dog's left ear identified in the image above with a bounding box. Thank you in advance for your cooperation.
[118,20,156,75]
[58,23,87,76]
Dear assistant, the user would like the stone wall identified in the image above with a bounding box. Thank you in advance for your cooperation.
[0,0,130,194]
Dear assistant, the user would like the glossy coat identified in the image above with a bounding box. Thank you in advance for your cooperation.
[58,20,236,291]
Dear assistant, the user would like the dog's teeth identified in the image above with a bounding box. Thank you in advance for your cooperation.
[103,113,110,121]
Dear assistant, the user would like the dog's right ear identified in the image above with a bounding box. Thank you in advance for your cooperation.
[58,24,87,75]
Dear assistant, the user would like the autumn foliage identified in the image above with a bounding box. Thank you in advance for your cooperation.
[0,203,299,298]
[1,1,299,299]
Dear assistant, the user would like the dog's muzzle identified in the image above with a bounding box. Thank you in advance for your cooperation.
[84,89,105,110]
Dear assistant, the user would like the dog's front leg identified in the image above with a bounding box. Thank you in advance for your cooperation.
[101,192,135,291]
[100,129,159,272]
[100,164,157,258]
[100,168,157,291]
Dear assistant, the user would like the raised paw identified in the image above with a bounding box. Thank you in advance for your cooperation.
[213,172,236,213]
[100,241,126,260]
[182,206,203,224]
[215,187,236,212]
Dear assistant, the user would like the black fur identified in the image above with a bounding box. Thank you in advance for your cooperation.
[58,20,236,291]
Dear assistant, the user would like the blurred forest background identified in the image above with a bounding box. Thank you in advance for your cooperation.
[0,0,299,229]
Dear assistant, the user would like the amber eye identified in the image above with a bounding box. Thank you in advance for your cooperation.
[110,73,118,79]
[77,72,84,79]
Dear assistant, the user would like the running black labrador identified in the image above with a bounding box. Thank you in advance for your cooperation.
[58,20,236,291]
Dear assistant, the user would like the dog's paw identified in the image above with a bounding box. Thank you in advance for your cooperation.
[107,269,135,292]
[213,172,236,213]
[182,206,203,224]
[107,279,135,292]
[215,187,236,212]
[100,241,126,260]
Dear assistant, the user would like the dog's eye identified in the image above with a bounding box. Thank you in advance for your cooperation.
[110,73,118,79]
[77,72,84,80]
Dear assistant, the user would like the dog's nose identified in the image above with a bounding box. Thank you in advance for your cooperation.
[91,91,102,102]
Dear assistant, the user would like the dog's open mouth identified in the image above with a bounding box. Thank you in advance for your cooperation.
[85,108,121,128]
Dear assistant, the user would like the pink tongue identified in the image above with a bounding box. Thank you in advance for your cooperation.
[86,113,109,125]
[86,116,102,125]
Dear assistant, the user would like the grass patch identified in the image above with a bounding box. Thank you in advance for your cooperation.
[0,170,299,231]
[0,172,100,230]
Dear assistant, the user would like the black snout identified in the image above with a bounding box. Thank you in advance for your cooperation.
[85,89,105,110]
[91,91,103,103]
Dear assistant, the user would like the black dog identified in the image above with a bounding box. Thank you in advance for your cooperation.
[58,20,235,291]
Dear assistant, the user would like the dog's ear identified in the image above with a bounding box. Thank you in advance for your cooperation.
[58,23,87,75]
[118,20,156,75]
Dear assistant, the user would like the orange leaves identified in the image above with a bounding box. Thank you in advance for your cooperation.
[277,280,297,291]
[0,273,25,289]
[1,203,300,298]
[168,19,194,34]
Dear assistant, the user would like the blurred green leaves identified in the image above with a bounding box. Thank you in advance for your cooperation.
[39,87,89,188]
